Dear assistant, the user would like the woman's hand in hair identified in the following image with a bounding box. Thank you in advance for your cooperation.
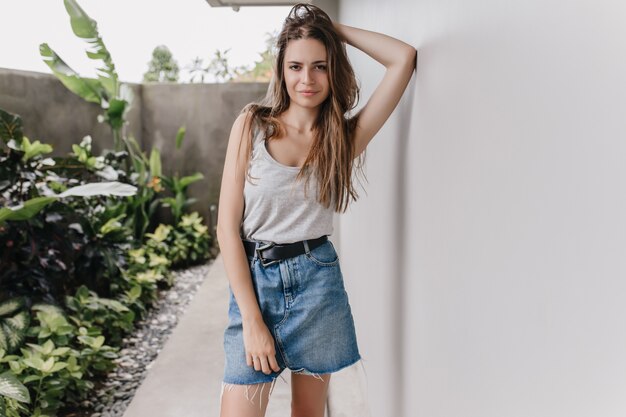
[330,22,416,157]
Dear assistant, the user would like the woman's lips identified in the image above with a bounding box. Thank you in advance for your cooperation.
[300,91,318,96]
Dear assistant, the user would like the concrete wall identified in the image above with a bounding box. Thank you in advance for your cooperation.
[0,67,142,158]
[140,81,268,220]
[336,2,626,417]
[0,67,268,228]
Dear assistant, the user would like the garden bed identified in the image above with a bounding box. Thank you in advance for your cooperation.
[59,260,215,417]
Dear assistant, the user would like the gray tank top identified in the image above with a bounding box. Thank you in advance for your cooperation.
[240,122,334,244]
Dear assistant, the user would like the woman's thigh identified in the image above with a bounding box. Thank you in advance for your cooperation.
[291,373,331,417]
[220,381,273,417]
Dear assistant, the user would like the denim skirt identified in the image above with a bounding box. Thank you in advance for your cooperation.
[222,237,361,385]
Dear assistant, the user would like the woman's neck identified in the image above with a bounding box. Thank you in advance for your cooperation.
[279,107,319,134]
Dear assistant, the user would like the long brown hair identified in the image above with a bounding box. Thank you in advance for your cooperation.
[236,3,367,213]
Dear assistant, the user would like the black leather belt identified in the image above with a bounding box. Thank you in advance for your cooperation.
[242,235,328,267]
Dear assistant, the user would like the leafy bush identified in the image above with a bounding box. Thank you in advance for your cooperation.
[0,368,30,417]
[0,302,118,416]
[0,0,215,413]
[0,297,31,356]
[166,212,212,267]
[65,286,135,347]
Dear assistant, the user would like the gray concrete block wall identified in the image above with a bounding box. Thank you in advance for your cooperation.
[140,81,268,222]
[0,67,268,227]
[0,67,143,157]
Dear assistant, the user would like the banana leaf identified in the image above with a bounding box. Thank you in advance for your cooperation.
[63,0,118,97]
[39,43,102,104]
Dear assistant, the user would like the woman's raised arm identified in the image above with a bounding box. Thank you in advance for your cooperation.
[333,22,417,157]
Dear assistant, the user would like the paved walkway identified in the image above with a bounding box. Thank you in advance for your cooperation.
[123,253,370,417]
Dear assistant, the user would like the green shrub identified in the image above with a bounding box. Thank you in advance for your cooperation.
[0,367,30,417]
[167,212,212,268]
[0,297,30,355]
[0,0,215,413]
[65,286,135,346]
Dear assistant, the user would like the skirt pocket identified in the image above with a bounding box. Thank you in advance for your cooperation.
[305,240,339,266]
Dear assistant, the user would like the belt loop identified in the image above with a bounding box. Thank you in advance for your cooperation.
[252,241,259,261]
[302,239,310,254]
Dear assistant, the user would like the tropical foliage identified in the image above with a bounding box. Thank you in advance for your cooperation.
[0,0,215,415]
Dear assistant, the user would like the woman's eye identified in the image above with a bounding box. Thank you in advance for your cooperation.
[289,65,327,71]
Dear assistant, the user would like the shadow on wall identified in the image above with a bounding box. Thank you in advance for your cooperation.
[391,52,417,417]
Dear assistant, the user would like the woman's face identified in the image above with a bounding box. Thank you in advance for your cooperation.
[283,38,330,111]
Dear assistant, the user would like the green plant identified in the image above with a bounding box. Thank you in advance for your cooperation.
[142,224,172,261]
[0,107,139,303]
[115,233,172,314]
[37,0,165,242]
[65,285,135,346]
[0,178,137,304]
[4,334,115,417]
[114,283,144,321]
[69,199,135,297]
[122,135,162,241]
[0,367,30,417]
[7,305,118,415]
[0,297,31,356]
[158,126,204,224]
[69,135,123,181]
[26,304,74,349]
[0,182,137,225]
[74,329,118,376]
[18,339,72,415]
[39,0,131,153]
[167,212,211,267]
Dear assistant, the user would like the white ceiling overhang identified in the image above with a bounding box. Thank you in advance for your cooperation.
[206,0,304,8]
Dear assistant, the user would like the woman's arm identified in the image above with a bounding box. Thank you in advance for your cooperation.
[217,112,261,323]
[216,111,280,375]
[333,22,417,157]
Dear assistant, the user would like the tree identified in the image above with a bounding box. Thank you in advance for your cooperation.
[206,48,237,82]
[186,57,208,83]
[143,45,180,83]
[231,31,277,83]
[183,30,278,84]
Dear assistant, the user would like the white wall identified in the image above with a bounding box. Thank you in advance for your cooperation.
[337,1,626,416]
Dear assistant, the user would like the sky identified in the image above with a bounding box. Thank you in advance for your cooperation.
[2,0,292,84]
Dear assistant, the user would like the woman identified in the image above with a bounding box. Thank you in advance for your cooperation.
[217,3,416,417]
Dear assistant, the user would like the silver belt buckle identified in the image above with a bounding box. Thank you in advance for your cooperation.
[256,241,280,267]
